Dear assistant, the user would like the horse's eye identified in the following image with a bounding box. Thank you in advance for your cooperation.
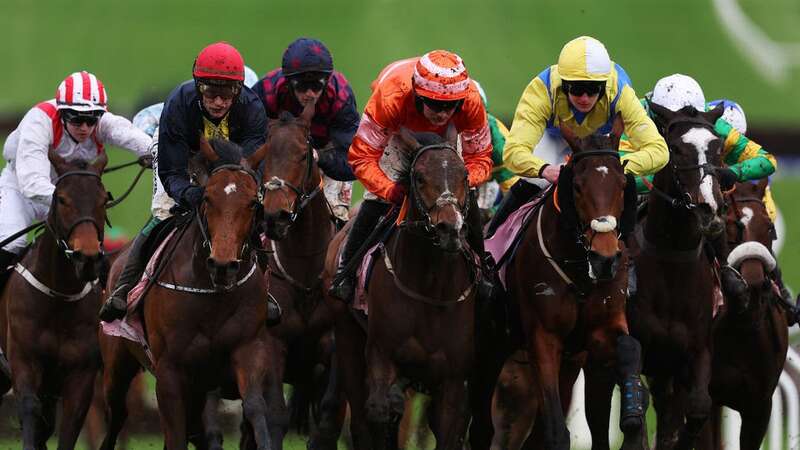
[57,195,67,205]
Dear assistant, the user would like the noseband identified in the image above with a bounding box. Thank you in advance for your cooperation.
[48,170,108,259]
[262,135,321,223]
[403,143,469,236]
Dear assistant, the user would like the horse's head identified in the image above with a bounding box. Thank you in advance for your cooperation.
[649,102,726,238]
[260,103,319,240]
[725,179,775,313]
[197,137,267,291]
[560,115,627,282]
[47,149,109,281]
[397,126,468,253]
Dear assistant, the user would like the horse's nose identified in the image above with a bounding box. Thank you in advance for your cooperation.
[435,222,462,252]
[588,250,621,282]
[695,204,724,237]
[206,257,241,280]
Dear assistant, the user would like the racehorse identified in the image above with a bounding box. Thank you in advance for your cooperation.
[323,127,479,449]
[696,179,789,450]
[624,103,727,450]
[489,116,647,450]
[0,149,109,449]
[254,103,341,449]
[99,137,273,450]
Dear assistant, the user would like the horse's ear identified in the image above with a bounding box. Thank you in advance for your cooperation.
[300,101,315,126]
[445,123,458,147]
[90,152,108,174]
[559,121,581,153]
[198,135,219,163]
[647,100,676,127]
[756,178,769,195]
[48,147,70,175]
[610,113,625,150]
[703,102,725,125]
[397,127,420,153]
[245,142,269,169]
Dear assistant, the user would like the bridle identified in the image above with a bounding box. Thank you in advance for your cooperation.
[261,134,321,223]
[195,163,264,259]
[402,142,469,239]
[47,170,109,259]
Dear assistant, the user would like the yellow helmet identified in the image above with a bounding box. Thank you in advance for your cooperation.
[557,36,612,82]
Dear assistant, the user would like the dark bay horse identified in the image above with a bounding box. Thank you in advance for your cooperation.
[623,103,727,450]
[100,138,273,450]
[323,127,478,449]
[696,179,788,450]
[255,103,341,449]
[0,149,109,449]
[490,117,647,450]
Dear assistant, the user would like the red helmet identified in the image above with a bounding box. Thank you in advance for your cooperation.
[412,50,471,101]
[193,42,245,82]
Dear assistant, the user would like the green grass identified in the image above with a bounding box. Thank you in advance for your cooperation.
[1,0,799,124]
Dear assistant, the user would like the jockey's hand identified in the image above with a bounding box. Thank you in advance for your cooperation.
[715,167,738,191]
[540,164,562,184]
[137,154,154,169]
[181,186,205,209]
[387,183,407,205]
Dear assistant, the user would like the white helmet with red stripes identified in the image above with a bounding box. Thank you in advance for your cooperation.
[56,71,108,113]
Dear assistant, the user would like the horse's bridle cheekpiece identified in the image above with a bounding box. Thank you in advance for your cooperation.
[262,136,321,223]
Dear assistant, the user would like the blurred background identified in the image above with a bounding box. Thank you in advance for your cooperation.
[1,0,798,448]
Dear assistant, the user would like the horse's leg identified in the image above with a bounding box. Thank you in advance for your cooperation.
[490,354,538,450]
[98,340,141,450]
[155,363,189,450]
[676,348,712,450]
[336,315,371,450]
[428,378,470,450]
[56,368,97,450]
[261,336,289,449]
[650,376,685,450]
[13,359,45,450]
[584,363,615,450]
[201,389,224,450]
[530,328,569,450]
[232,337,277,450]
[739,405,772,450]
[364,338,403,450]
[311,341,346,450]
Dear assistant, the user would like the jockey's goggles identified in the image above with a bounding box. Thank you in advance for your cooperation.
[288,74,329,93]
[419,96,463,113]
[562,80,606,97]
[197,80,241,100]
[61,109,103,126]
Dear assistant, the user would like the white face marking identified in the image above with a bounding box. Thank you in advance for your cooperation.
[740,206,754,228]
[441,159,450,191]
[534,282,555,296]
[681,127,718,212]
[596,166,609,176]
[224,182,238,195]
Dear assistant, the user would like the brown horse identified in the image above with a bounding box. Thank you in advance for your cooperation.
[255,103,341,449]
[622,103,727,450]
[324,128,479,449]
[695,179,789,450]
[489,117,647,450]
[99,138,273,450]
[0,149,109,449]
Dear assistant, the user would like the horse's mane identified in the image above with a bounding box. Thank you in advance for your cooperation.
[208,138,244,166]
[413,131,448,147]
[277,111,296,124]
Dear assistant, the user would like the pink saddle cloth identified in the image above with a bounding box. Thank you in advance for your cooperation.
[100,229,177,349]
[484,195,547,289]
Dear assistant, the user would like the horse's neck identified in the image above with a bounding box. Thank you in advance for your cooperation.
[536,196,587,260]
[28,231,85,291]
[645,170,704,250]
[274,194,332,281]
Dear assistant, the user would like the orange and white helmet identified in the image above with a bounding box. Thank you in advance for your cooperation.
[56,71,108,113]
[412,50,471,101]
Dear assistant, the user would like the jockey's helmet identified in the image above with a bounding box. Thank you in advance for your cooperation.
[193,42,245,99]
[282,38,334,77]
[56,71,108,114]
[412,50,471,102]
[708,99,747,134]
[651,74,706,112]
[557,36,611,98]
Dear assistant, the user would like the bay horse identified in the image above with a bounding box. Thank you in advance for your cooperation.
[253,103,341,449]
[622,103,727,450]
[0,148,109,449]
[696,179,789,450]
[99,138,273,450]
[489,116,647,450]
[323,127,478,449]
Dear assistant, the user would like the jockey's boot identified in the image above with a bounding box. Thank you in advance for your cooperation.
[466,189,496,302]
[485,180,542,238]
[0,249,16,295]
[328,199,390,303]
[99,231,148,322]
[265,293,282,326]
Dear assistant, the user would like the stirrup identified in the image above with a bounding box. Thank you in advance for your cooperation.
[265,293,282,326]
[328,276,355,303]
[99,294,128,322]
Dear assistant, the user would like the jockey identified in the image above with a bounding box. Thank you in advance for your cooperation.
[472,80,518,213]
[99,42,281,325]
[0,71,152,293]
[252,38,359,225]
[486,36,668,236]
[328,50,494,303]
